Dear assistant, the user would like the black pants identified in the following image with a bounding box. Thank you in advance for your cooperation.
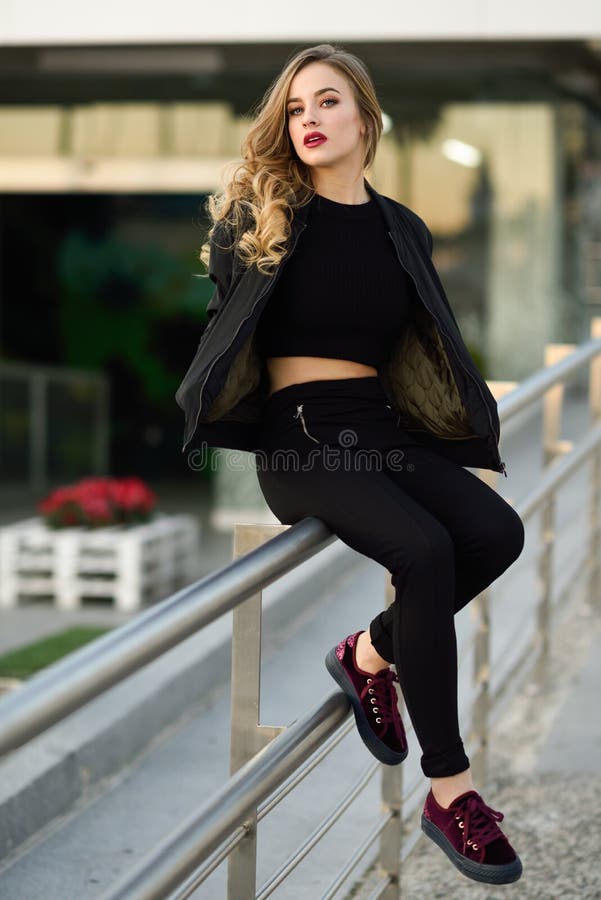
[255,376,525,777]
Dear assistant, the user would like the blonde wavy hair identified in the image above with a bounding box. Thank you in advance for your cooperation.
[199,43,383,277]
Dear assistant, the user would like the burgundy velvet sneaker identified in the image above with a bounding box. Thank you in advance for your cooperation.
[421,788,522,884]
[325,630,408,765]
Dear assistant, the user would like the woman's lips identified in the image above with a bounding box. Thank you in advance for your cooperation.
[304,134,327,147]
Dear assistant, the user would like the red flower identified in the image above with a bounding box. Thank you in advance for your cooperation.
[37,476,157,528]
[108,477,156,513]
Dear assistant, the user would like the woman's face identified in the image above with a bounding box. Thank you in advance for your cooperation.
[286,61,367,173]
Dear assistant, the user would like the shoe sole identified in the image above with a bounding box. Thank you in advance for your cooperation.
[325,647,408,766]
[421,815,523,884]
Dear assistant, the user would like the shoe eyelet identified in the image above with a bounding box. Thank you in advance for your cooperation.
[370,698,376,704]
[375,717,382,723]
[454,815,460,820]
[368,688,375,694]
[373,707,379,713]
[473,843,479,851]
[467,840,473,846]
[458,821,464,829]
[366,678,372,684]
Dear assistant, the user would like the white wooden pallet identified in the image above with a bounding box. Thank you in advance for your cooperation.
[0,514,200,612]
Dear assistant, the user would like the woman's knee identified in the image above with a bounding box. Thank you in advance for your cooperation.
[482,501,525,568]
[390,519,455,580]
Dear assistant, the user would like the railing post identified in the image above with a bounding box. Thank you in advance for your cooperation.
[227,522,289,900]
[470,381,515,788]
[470,587,490,788]
[378,574,403,899]
[537,344,574,665]
[588,317,601,609]
[542,344,576,467]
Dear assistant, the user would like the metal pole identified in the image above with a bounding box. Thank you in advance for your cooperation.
[470,385,509,790]
[101,693,349,900]
[536,498,554,663]
[588,318,601,609]
[536,344,573,664]
[470,588,490,787]
[227,522,288,900]
[378,574,403,898]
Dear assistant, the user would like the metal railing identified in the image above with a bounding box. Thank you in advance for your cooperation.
[0,360,109,493]
[1,319,601,899]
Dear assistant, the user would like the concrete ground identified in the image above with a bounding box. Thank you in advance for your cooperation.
[395,587,601,900]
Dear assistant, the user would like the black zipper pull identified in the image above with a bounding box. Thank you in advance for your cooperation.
[500,460,507,478]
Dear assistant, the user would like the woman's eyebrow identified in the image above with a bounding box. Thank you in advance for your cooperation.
[286,87,341,105]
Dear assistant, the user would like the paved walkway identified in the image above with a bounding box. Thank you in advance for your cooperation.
[396,591,601,899]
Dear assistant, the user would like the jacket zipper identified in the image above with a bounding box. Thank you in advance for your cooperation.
[293,403,320,443]
[183,220,308,452]
[388,231,507,477]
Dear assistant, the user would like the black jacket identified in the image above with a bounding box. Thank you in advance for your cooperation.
[175,178,506,475]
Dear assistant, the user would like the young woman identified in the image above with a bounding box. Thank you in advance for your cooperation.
[176,43,524,885]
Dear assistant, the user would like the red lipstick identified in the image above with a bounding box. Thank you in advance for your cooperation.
[304,131,327,147]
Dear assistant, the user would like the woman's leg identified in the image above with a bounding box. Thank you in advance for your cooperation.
[363,444,524,804]
[368,446,525,662]
[256,444,470,777]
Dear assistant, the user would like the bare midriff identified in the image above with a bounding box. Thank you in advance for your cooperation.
[265,356,378,397]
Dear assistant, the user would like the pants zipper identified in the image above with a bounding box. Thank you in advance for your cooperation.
[294,404,320,443]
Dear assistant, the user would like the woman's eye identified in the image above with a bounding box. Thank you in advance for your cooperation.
[288,97,337,116]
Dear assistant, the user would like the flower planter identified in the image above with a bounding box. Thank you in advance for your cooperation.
[0,514,200,612]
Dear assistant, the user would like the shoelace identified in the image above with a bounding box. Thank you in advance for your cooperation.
[450,793,505,855]
[360,669,405,739]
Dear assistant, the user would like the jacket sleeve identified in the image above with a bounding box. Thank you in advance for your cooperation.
[205,220,236,320]
[425,223,434,256]
[409,207,434,257]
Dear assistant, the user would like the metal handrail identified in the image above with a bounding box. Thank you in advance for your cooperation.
[517,419,601,518]
[257,719,356,821]
[497,334,601,421]
[1,326,600,899]
[0,518,336,756]
[256,759,380,899]
[320,813,393,900]
[170,719,359,899]
[0,360,109,383]
[101,693,349,900]
[0,360,109,491]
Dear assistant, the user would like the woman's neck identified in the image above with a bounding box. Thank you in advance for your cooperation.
[310,175,369,205]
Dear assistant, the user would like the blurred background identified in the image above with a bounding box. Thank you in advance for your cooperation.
[0,3,600,532]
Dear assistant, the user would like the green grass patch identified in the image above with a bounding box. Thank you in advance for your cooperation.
[0,626,113,679]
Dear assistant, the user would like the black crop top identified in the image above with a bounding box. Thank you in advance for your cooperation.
[254,192,415,368]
